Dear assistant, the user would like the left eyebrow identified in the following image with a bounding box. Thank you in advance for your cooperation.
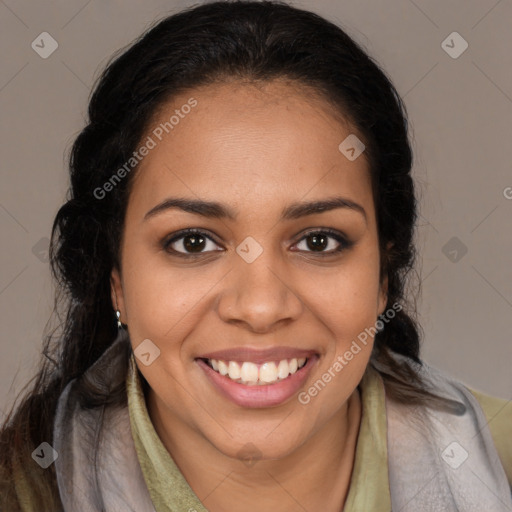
[143,196,367,225]
[281,197,367,224]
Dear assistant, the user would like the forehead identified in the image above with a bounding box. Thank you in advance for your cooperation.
[126,80,374,222]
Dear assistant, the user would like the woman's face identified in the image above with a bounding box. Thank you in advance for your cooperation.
[111,79,388,460]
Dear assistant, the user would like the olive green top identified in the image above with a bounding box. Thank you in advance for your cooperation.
[126,355,512,511]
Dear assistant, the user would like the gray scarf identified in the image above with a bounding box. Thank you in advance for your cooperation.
[53,330,512,511]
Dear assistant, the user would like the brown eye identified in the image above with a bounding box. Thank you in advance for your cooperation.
[305,232,329,251]
[293,229,351,255]
[163,229,223,256]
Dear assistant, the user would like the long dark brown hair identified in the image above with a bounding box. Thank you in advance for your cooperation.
[0,1,456,509]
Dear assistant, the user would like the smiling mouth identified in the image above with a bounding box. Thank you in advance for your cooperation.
[198,357,309,386]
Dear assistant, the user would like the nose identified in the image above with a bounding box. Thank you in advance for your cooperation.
[216,249,304,334]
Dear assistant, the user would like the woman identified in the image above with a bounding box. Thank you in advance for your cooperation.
[1,1,510,510]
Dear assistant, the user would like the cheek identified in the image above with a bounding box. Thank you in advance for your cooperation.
[303,251,382,378]
[306,265,380,409]
[121,243,211,337]
[308,252,382,324]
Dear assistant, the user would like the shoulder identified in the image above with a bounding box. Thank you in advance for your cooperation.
[468,387,512,486]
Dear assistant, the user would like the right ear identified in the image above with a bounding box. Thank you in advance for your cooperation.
[110,266,126,324]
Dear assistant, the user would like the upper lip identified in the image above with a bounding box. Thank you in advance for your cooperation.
[196,346,318,365]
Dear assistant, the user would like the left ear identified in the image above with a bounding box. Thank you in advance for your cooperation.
[378,273,388,316]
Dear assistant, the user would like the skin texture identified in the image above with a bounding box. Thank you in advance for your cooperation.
[111,79,388,511]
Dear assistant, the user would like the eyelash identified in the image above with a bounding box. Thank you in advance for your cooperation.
[161,227,353,258]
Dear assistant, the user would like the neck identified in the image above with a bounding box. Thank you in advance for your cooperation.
[147,386,362,512]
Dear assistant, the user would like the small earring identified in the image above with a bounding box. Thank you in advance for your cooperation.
[116,310,123,330]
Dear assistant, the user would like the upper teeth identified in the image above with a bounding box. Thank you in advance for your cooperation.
[209,357,307,385]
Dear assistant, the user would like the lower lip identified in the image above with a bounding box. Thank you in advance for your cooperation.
[196,356,318,408]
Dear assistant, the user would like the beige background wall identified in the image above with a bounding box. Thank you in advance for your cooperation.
[1,0,511,419]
